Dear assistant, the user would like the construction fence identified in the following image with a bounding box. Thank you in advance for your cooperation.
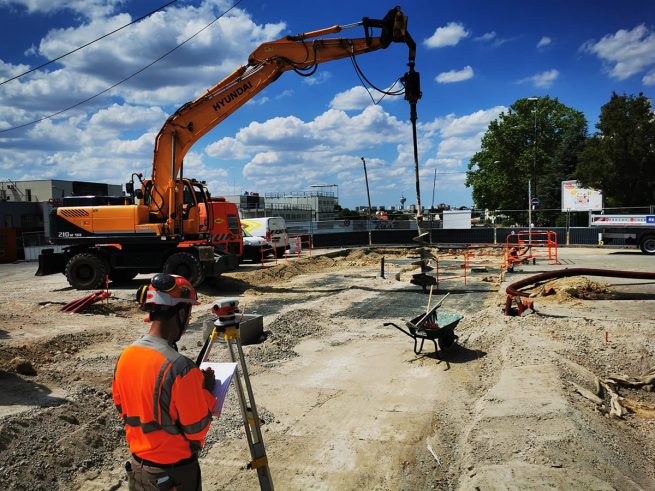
[6,225,628,263]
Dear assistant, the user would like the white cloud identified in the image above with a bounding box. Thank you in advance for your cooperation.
[423,22,469,48]
[643,69,655,86]
[0,0,121,18]
[437,134,484,159]
[537,36,552,49]
[581,24,655,80]
[440,107,506,138]
[0,59,30,80]
[473,30,512,48]
[517,69,559,88]
[87,104,165,132]
[0,1,287,124]
[303,71,332,86]
[208,105,406,162]
[0,0,291,187]
[112,133,157,156]
[475,32,496,42]
[329,86,373,111]
[204,103,411,194]
[435,66,474,84]
[420,106,506,138]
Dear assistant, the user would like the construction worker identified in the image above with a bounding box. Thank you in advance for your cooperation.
[112,273,216,491]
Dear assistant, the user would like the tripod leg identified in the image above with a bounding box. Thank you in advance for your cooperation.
[226,338,274,491]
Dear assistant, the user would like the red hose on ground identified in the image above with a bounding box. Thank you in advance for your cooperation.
[504,268,655,315]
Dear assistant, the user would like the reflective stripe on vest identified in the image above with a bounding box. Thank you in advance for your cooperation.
[123,336,202,436]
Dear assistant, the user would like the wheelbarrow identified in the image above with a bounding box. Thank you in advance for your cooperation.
[384,293,463,356]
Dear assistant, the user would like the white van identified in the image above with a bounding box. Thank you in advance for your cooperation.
[241,217,289,257]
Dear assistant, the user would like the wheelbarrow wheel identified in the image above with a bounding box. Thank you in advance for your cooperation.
[438,333,458,351]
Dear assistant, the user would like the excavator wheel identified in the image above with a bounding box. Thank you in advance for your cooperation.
[65,253,108,290]
[163,252,205,287]
[109,270,138,283]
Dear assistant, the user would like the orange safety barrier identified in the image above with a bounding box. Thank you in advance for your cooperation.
[288,234,313,258]
[258,243,274,266]
[257,234,314,266]
[504,229,559,271]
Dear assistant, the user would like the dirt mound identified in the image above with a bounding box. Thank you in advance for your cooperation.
[0,385,124,491]
[529,277,612,302]
[236,256,339,286]
[245,309,329,365]
[229,248,403,287]
[0,332,112,372]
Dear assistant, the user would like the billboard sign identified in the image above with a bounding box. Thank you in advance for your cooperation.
[561,180,603,211]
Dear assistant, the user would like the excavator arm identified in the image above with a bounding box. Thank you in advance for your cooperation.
[148,6,417,235]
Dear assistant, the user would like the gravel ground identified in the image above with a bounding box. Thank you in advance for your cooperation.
[0,246,654,490]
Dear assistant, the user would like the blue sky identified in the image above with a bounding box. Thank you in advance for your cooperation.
[0,0,653,210]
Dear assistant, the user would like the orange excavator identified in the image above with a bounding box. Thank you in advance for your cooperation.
[37,6,419,289]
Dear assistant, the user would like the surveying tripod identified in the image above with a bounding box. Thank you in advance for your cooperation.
[196,298,274,491]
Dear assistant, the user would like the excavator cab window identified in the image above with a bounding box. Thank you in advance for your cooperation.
[182,183,195,206]
[191,181,210,232]
[143,182,153,206]
[181,182,196,219]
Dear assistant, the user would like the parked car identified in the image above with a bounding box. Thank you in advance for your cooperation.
[241,217,289,257]
[242,228,274,262]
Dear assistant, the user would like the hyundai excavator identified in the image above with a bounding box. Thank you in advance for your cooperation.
[37,6,420,289]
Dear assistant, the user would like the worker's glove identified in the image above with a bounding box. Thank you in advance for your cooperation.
[202,367,215,391]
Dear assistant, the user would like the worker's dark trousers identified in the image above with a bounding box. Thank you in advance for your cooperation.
[126,457,202,491]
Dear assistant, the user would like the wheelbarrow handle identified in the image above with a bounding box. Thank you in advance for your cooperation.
[384,322,415,339]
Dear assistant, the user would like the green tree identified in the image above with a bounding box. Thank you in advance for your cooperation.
[576,92,655,207]
[466,96,587,224]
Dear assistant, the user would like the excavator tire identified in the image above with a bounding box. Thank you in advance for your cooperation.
[163,252,205,287]
[109,270,138,283]
[65,253,108,290]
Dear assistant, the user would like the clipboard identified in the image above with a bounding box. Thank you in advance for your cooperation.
[199,362,237,416]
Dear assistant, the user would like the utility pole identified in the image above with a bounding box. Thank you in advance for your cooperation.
[361,157,373,246]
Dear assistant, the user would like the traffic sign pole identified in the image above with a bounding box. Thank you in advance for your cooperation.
[528,180,532,245]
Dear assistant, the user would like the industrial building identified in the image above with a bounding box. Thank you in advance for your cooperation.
[224,190,338,222]
[0,179,124,262]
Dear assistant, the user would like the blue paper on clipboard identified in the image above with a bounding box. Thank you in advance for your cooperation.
[199,362,237,416]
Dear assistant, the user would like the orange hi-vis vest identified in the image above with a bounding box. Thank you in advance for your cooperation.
[112,335,217,464]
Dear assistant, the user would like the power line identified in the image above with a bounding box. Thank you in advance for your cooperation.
[0,0,244,134]
[0,0,179,87]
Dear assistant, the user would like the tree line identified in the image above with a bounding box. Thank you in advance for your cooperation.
[466,92,655,226]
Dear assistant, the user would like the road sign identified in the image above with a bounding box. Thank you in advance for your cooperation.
[531,198,540,206]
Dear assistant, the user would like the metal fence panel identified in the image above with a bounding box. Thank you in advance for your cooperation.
[21,232,64,262]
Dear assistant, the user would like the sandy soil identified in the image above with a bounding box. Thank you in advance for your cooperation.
[0,246,654,490]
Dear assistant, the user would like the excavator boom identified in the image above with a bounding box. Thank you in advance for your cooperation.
[149,6,416,234]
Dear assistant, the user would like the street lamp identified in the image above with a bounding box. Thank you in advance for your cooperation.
[527,96,539,241]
